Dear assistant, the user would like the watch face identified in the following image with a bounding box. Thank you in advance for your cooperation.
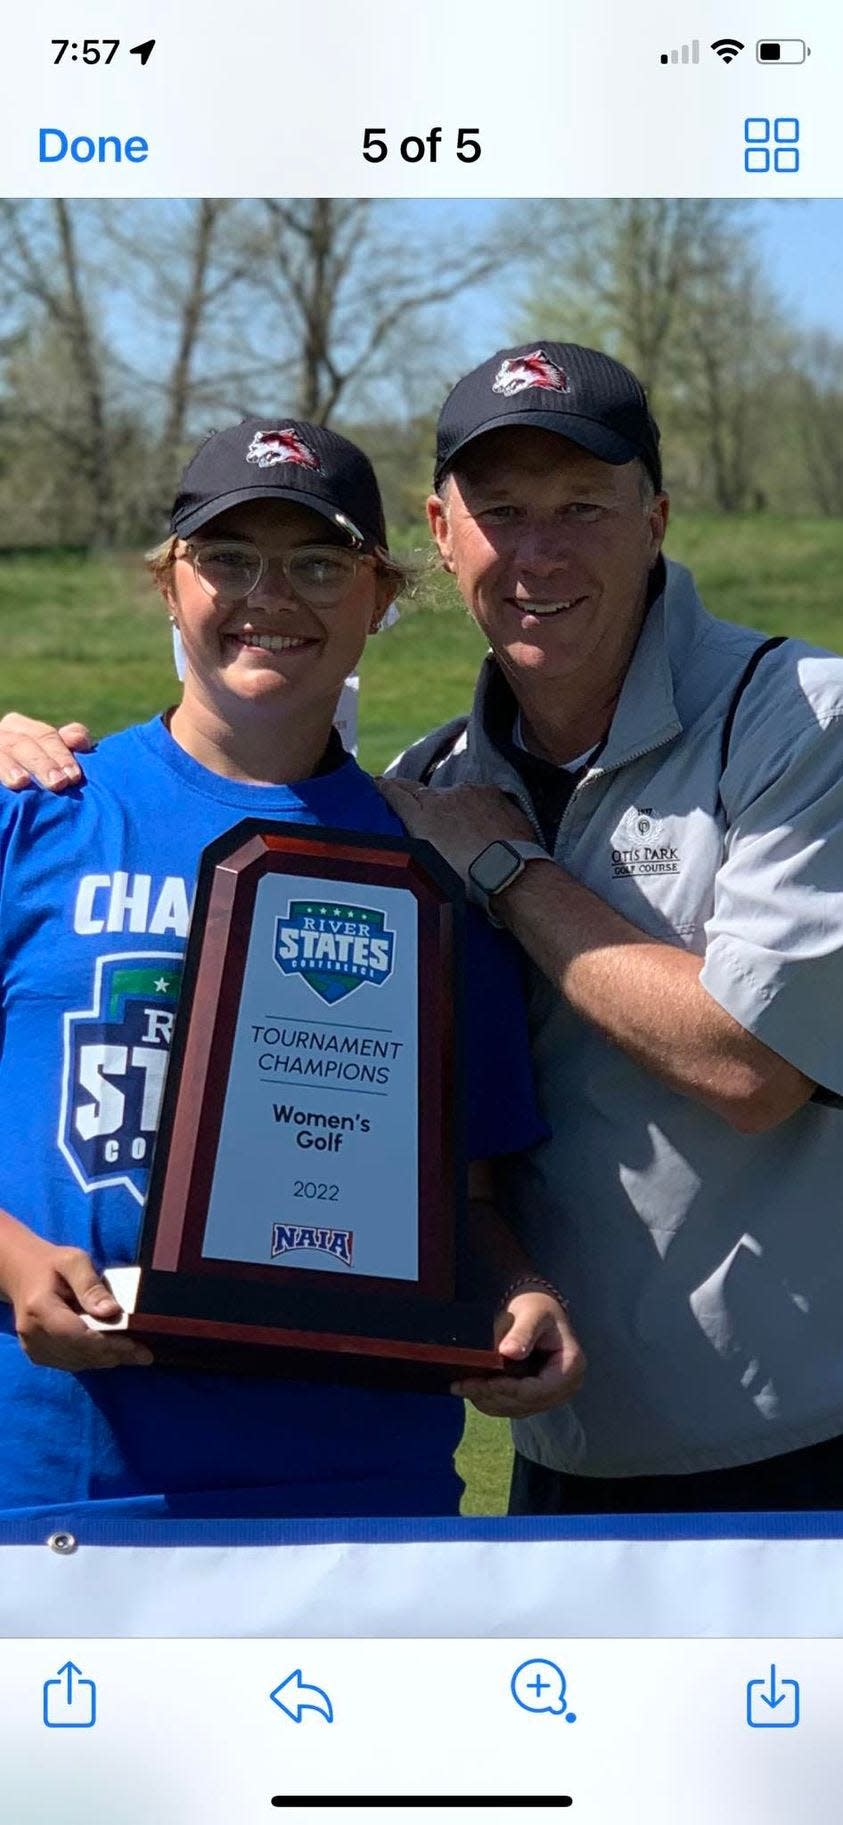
[470,842,521,895]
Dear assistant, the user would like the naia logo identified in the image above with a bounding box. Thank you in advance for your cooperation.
[245,427,320,470]
[492,350,570,397]
[274,900,395,1005]
[271,1223,354,1266]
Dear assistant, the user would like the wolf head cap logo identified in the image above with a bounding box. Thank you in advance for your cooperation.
[492,350,570,397]
[246,427,321,470]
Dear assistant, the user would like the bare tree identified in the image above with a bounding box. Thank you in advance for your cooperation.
[679,232,787,513]
[517,200,737,413]
[517,200,789,509]
[156,201,239,471]
[0,200,116,545]
[0,198,523,542]
[228,199,517,424]
[792,331,843,515]
[95,198,253,511]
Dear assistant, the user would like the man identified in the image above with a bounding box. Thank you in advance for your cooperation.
[6,346,843,1513]
[379,341,843,1513]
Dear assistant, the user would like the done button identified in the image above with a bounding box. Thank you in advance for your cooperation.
[39,128,149,164]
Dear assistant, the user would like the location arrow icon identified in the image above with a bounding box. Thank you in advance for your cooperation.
[129,40,156,65]
[269,1669,334,1723]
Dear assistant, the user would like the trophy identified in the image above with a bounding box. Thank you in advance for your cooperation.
[112,822,505,1391]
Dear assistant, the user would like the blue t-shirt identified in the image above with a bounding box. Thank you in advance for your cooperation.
[0,717,543,1522]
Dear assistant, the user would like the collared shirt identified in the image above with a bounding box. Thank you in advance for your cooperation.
[391,559,843,1477]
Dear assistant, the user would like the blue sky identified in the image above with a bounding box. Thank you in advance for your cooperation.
[407,198,843,358]
[755,199,843,332]
[97,198,843,420]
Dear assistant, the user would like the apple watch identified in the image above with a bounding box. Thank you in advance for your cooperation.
[467,839,549,918]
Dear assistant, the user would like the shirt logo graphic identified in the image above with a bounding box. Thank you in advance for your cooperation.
[59,952,183,1205]
[245,428,321,469]
[611,809,680,878]
[492,351,570,397]
[271,1223,354,1266]
[274,901,395,1005]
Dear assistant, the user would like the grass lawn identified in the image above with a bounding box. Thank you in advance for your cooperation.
[456,1408,513,1515]
[1,515,841,1513]
[3,516,841,772]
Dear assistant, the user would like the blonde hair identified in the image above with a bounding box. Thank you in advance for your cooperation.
[145,533,181,593]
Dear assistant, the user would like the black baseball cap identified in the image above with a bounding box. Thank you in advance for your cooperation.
[170,417,388,551]
[434,343,662,490]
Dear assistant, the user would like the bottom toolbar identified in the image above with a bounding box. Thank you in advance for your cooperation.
[1,1638,840,1824]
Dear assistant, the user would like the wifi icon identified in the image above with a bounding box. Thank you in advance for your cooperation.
[712,37,745,62]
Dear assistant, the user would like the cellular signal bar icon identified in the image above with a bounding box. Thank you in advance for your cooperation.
[660,40,700,64]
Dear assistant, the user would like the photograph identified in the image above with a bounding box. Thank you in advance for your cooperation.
[0,195,842,1531]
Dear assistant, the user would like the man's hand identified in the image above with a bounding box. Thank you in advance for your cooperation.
[377,779,535,885]
[452,1292,585,1418]
[4,1239,154,1370]
[0,714,92,790]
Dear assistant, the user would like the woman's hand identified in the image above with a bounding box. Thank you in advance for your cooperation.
[3,1236,153,1370]
[453,1292,585,1418]
[377,778,534,887]
[0,713,92,790]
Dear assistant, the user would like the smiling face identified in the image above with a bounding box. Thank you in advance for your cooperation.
[428,428,668,695]
[166,498,389,725]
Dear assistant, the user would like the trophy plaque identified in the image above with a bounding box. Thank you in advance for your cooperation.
[121,821,505,1391]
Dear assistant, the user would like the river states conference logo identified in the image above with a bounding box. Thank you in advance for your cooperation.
[274,900,396,1005]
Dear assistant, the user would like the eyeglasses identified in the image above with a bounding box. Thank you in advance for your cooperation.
[183,538,373,608]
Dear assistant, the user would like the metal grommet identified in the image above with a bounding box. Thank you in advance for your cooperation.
[46,1531,78,1555]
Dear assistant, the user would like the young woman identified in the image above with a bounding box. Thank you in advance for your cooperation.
[0,417,582,1523]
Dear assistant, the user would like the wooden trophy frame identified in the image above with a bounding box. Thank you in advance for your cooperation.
[127,821,502,1392]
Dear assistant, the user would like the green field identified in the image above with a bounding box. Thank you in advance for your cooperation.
[2,514,841,1513]
[2,515,842,772]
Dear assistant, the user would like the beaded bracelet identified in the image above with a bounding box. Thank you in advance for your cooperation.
[499,1273,569,1313]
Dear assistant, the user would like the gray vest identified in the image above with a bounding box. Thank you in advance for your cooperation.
[391,560,843,1476]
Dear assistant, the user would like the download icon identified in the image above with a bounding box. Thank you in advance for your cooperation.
[746,1664,800,1728]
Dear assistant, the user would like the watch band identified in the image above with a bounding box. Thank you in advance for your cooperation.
[503,840,551,870]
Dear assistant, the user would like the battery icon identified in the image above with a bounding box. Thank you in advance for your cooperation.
[757,39,810,62]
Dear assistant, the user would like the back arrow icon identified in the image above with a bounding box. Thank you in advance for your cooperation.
[269,1670,334,1723]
